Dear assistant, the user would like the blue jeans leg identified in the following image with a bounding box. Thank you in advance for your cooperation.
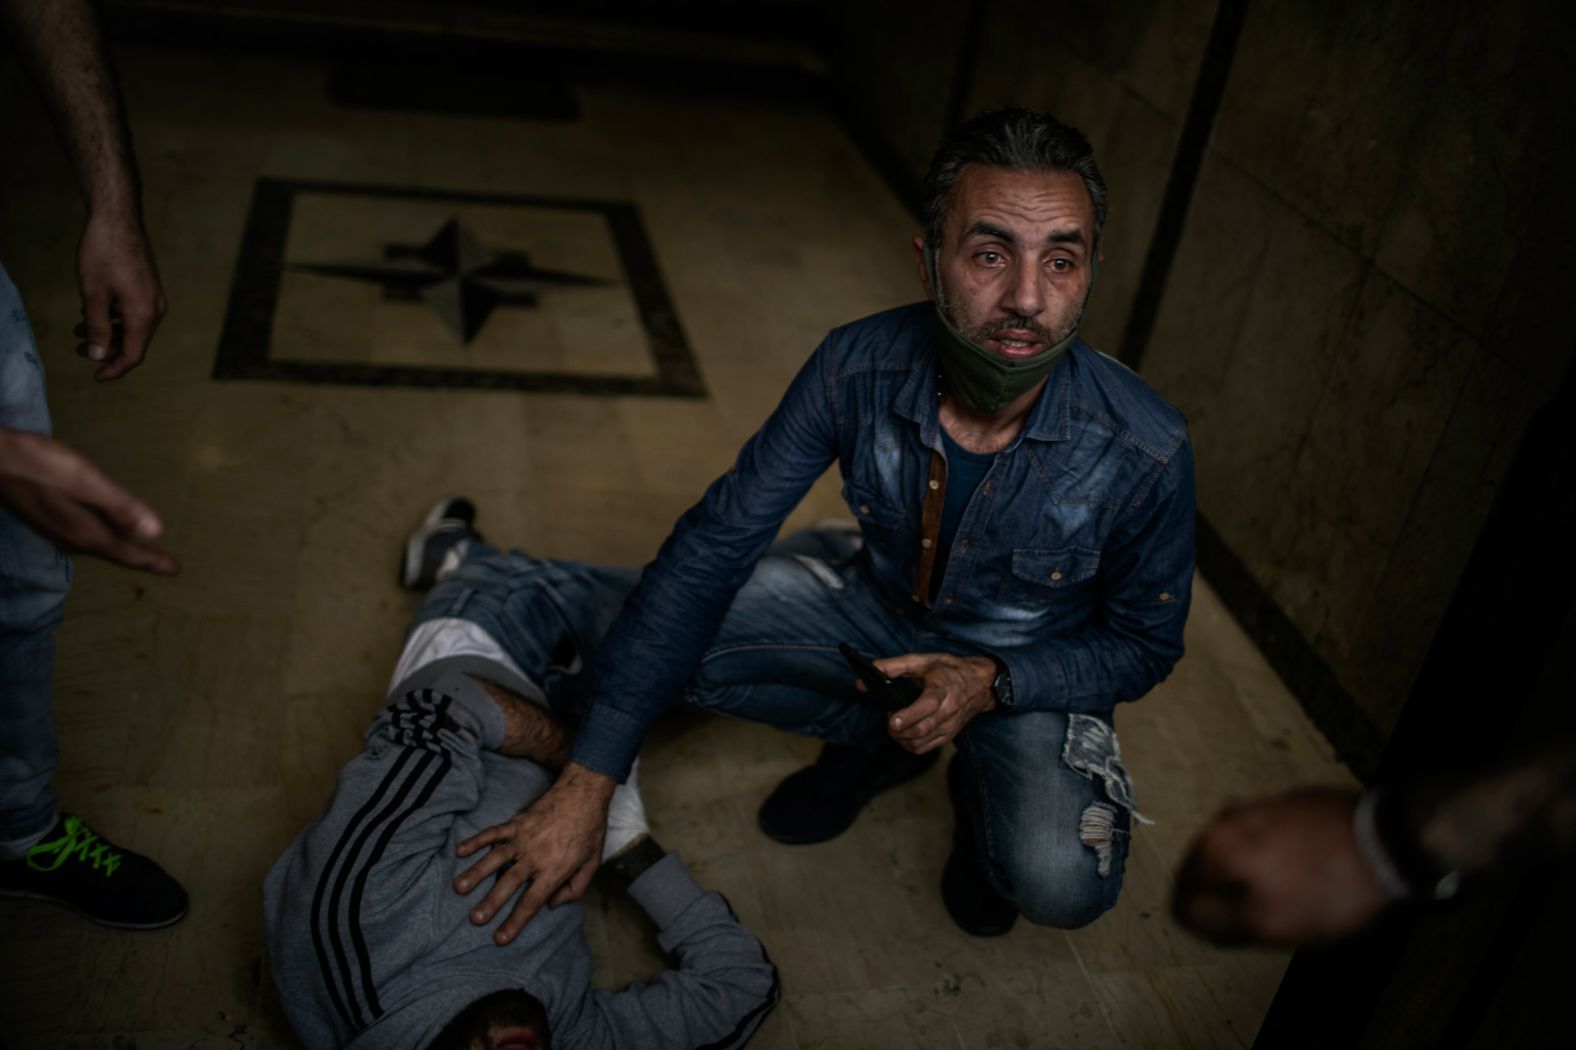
[953,710,1134,928]
[682,534,912,750]
[405,543,642,722]
[0,261,72,856]
[411,531,913,749]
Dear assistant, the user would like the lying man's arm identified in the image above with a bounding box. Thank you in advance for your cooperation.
[586,835,780,1050]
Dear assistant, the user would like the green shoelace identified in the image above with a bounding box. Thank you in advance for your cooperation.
[26,815,122,876]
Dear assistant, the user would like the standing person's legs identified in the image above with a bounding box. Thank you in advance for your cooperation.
[0,263,72,858]
[0,263,185,929]
[948,711,1137,933]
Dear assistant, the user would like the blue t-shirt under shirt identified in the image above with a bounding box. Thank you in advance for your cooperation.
[932,428,996,599]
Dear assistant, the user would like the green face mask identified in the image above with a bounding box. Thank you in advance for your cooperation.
[925,244,1098,417]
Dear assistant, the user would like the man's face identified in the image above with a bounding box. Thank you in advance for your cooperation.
[915,165,1098,359]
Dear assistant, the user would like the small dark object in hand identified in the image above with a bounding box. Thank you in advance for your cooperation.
[838,643,923,713]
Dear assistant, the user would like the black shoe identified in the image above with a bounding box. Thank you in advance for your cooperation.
[758,740,937,844]
[399,496,478,590]
[0,814,188,930]
[941,757,1017,936]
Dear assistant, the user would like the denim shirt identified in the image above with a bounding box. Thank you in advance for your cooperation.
[571,302,1196,780]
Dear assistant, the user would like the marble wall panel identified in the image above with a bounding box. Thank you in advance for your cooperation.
[1214,0,1447,256]
[1371,5,1537,343]
[828,0,967,177]
[1345,349,1543,732]
[1269,272,1478,676]
[1118,0,1221,119]
[974,0,1216,121]
[1072,88,1184,354]
[956,4,1070,120]
[1142,155,1278,420]
[1195,203,1365,587]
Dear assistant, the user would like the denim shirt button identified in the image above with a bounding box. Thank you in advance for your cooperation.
[1050,570,1064,581]
[921,538,933,548]
[859,503,871,514]
[928,479,940,490]
[958,540,968,552]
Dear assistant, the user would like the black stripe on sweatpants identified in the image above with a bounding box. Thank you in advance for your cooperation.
[309,746,416,1032]
[349,745,453,1019]
[346,694,453,1019]
[326,749,440,1029]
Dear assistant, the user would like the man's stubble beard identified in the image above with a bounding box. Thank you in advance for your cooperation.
[935,281,1080,351]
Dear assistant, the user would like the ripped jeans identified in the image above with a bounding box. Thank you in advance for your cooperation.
[410,528,1136,929]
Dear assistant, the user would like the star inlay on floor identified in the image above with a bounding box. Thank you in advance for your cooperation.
[215,178,705,397]
[289,217,609,345]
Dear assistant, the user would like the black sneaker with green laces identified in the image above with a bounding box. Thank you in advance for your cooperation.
[0,813,188,930]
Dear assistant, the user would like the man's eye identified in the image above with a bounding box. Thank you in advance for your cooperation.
[1050,258,1073,272]
[977,251,1003,266]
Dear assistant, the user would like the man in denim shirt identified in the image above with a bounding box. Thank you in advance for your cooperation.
[422,108,1195,940]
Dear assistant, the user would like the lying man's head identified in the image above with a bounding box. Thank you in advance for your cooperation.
[427,989,552,1050]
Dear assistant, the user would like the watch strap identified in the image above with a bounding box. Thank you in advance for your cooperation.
[604,834,666,887]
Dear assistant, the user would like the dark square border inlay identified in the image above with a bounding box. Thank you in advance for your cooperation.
[215,178,705,398]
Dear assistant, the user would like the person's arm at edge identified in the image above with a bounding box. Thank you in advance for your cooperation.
[568,335,844,780]
[0,425,178,574]
[1171,736,1576,947]
[0,0,165,378]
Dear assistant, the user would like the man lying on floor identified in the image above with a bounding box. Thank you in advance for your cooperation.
[262,528,779,1050]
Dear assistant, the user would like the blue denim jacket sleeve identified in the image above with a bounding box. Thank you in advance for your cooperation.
[569,342,841,780]
[963,436,1196,714]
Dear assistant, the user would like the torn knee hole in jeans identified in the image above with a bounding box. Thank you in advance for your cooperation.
[1063,714,1151,876]
[1079,801,1120,877]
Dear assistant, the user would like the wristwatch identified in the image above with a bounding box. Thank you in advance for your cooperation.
[604,834,666,887]
[990,658,1014,708]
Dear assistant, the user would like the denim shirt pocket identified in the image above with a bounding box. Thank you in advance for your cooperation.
[1002,546,1102,608]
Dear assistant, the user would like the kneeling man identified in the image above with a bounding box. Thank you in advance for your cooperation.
[409,107,1196,943]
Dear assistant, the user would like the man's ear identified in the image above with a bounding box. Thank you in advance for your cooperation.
[912,235,932,297]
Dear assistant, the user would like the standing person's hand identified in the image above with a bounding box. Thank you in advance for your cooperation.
[875,651,998,754]
[1172,788,1393,947]
[453,762,616,945]
[0,426,178,574]
[74,211,165,381]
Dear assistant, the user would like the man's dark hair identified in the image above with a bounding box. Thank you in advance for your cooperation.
[920,107,1109,252]
[427,988,552,1050]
